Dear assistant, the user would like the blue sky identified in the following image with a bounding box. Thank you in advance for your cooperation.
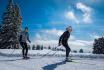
[0,0,104,51]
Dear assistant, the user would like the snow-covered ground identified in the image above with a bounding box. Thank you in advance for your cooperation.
[0,49,104,70]
[0,49,104,58]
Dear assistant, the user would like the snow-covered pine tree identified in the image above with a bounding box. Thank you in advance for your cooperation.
[0,0,22,49]
[93,37,104,54]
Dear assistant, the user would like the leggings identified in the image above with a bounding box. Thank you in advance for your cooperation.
[20,42,28,57]
[62,42,71,58]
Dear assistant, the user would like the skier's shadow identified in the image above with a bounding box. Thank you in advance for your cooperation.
[42,60,66,70]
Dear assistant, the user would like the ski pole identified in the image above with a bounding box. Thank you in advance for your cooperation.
[40,50,53,58]
[45,46,61,57]
[40,46,60,58]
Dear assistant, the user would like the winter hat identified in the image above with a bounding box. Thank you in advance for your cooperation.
[66,26,72,31]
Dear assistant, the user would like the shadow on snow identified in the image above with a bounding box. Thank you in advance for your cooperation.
[42,60,66,70]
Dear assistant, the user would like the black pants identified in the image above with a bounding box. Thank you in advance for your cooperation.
[20,42,28,57]
[62,42,71,58]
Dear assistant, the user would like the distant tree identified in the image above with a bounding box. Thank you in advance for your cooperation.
[73,50,77,53]
[55,47,57,51]
[32,45,35,50]
[36,45,38,50]
[48,46,51,49]
[36,45,41,50]
[61,49,65,52]
[93,37,104,54]
[52,47,55,51]
[40,45,43,50]
[44,46,47,49]
[57,48,60,51]
[79,49,84,53]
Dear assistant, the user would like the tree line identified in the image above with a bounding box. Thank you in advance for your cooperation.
[28,44,84,53]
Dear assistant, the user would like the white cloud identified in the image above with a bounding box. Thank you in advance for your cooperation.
[65,11,79,24]
[44,29,64,36]
[76,2,92,23]
[76,2,92,13]
[34,29,76,41]
[90,33,101,39]
[32,29,93,52]
[65,2,93,24]
[69,40,93,51]
[33,29,64,41]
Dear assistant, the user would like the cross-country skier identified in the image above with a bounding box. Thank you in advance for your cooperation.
[19,27,31,59]
[59,26,72,62]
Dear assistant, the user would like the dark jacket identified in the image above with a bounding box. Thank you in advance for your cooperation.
[19,31,30,43]
[59,31,70,44]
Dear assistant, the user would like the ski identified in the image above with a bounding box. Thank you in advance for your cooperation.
[64,59,95,65]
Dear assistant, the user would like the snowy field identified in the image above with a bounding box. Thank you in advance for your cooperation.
[0,49,104,70]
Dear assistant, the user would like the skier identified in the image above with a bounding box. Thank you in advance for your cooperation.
[59,26,72,62]
[19,27,31,59]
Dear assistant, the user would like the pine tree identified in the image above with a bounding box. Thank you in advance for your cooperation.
[93,37,104,54]
[73,50,77,53]
[41,45,43,50]
[36,45,40,50]
[32,45,35,50]
[79,49,84,53]
[0,0,22,49]
[48,46,51,49]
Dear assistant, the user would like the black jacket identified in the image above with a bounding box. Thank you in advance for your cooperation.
[59,31,70,44]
